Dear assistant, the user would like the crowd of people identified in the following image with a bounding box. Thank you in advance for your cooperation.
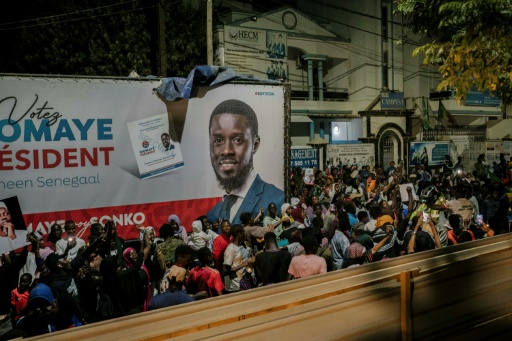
[1,153,512,339]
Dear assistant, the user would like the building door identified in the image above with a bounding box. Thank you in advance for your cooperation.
[379,130,401,167]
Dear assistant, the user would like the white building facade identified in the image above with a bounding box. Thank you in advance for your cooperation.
[213,0,511,171]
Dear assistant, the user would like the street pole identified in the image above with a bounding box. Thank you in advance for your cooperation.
[207,0,213,65]
[158,0,167,77]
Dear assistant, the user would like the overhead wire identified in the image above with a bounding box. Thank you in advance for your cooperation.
[0,0,140,27]
[0,0,184,32]
[0,1,437,86]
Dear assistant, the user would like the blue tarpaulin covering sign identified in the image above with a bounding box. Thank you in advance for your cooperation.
[291,147,318,169]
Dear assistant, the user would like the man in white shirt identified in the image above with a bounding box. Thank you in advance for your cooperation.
[56,220,85,261]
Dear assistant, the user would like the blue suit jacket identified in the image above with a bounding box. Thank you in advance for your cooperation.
[206,175,284,225]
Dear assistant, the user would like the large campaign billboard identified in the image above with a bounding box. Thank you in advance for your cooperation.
[0,77,285,240]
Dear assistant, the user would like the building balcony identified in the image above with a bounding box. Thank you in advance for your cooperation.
[291,86,349,102]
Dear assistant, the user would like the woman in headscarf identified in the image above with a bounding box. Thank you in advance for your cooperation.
[168,214,189,244]
[145,226,163,245]
[188,220,210,251]
[100,234,151,317]
[290,206,304,224]
[122,246,152,312]
[281,203,294,225]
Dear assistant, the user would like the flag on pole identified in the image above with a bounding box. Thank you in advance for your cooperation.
[422,97,429,130]
[438,101,456,126]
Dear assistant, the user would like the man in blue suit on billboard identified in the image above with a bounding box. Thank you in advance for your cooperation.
[206,99,284,225]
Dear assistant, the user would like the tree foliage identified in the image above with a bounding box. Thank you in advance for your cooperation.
[0,0,206,77]
[396,0,512,106]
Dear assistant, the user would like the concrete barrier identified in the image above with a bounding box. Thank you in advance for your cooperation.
[31,234,512,340]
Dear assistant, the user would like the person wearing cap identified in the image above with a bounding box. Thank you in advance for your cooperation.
[0,201,29,254]
[15,283,57,337]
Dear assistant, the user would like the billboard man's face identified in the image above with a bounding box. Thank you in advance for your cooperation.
[209,113,260,193]
[161,134,170,149]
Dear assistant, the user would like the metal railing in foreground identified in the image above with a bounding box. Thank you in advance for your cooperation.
[32,234,512,341]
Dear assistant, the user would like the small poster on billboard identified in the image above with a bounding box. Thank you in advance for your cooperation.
[127,113,184,179]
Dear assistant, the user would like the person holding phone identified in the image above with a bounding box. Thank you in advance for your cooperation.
[56,220,85,261]
[406,212,442,254]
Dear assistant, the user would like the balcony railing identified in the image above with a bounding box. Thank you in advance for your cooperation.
[423,125,487,141]
[291,86,349,101]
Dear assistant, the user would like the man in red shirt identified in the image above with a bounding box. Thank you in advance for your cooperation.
[11,273,32,325]
[186,247,224,297]
[212,220,231,272]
